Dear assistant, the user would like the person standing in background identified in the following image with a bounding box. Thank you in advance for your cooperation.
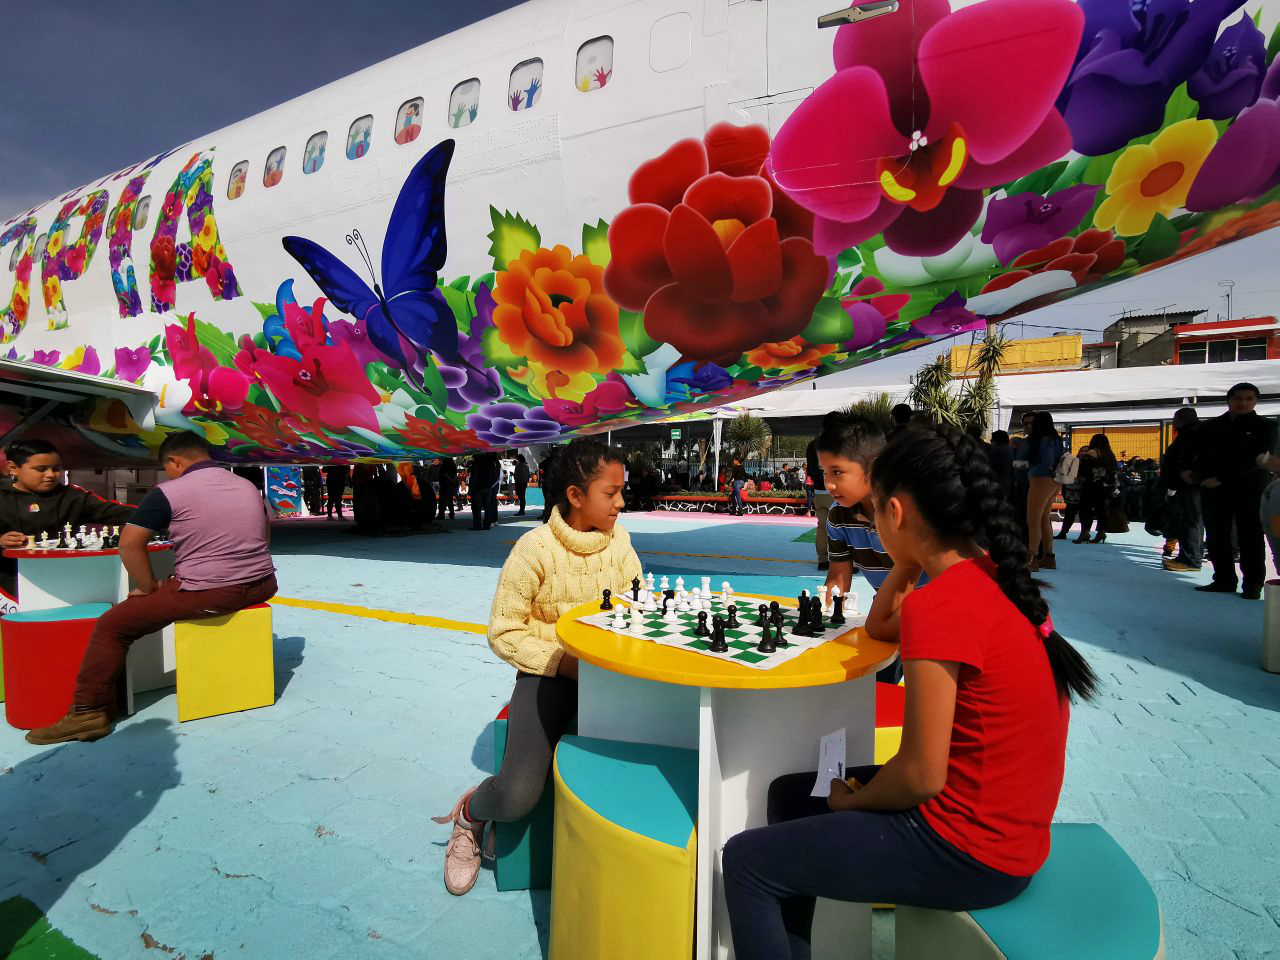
[807,412,841,571]
[987,431,1014,501]
[324,465,349,520]
[438,458,458,521]
[514,455,530,516]
[470,453,501,531]
[1011,411,1036,537]
[1159,408,1202,572]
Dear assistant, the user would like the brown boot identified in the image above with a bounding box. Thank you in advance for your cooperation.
[25,708,113,745]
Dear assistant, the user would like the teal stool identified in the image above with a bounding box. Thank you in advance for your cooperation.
[896,823,1165,959]
[490,703,570,892]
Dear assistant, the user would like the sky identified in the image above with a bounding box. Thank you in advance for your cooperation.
[0,1,521,216]
[2,2,1272,389]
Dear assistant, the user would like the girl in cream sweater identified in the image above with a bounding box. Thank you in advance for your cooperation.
[434,438,643,895]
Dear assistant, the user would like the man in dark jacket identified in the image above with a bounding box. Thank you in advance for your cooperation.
[470,452,500,530]
[1158,407,1203,572]
[1190,383,1276,599]
[514,455,530,515]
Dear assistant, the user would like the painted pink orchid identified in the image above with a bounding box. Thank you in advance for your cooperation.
[543,372,636,427]
[164,312,249,415]
[768,0,1083,257]
[284,297,330,351]
[114,346,152,382]
[241,336,382,433]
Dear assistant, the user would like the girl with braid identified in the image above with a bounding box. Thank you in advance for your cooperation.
[723,425,1098,960]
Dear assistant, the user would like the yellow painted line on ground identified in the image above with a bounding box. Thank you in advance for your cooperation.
[270,595,487,635]
[502,540,805,565]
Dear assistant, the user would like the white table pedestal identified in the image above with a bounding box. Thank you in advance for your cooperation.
[579,662,877,960]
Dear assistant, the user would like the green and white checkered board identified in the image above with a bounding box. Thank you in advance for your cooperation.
[578,596,867,670]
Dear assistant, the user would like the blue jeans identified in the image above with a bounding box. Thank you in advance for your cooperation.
[723,768,1029,960]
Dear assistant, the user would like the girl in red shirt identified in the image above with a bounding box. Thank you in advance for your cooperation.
[724,425,1098,959]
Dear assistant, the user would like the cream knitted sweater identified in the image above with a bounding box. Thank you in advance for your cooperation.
[488,506,643,676]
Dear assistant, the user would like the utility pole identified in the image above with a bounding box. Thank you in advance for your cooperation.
[1219,280,1234,322]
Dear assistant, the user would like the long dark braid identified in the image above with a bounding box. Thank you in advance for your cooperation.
[872,425,1099,702]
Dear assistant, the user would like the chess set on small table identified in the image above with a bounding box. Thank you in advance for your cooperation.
[575,574,865,671]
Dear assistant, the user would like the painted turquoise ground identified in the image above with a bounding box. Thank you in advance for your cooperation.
[1,506,1278,958]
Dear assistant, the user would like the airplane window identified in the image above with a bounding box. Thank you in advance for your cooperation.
[132,196,152,231]
[576,36,614,92]
[263,147,287,188]
[227,161,249,200]
[32,233,48,264]
[449,79,481,129]
[8,243,20,271]
[395,99,424,145]
[303,132,328,174]
[347,115,373,160]
[509,58,544,111]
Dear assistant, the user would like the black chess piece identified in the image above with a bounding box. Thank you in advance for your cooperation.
[601,589,613,611]
[632,578,641,602]
[757,603,769,628]
[664,589,676,605]
[757,618,777,654]
[831,592,846,625]
[709,616,729,653]
[769,601,781,622]
[793,597,812,637]
[772,608,789,647]
[55,528,69,549]
[808,596,825,632]
[726,604,740,629]
[695,611,710,637]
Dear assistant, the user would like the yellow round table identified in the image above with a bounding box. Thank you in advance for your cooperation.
[557,593,897,960]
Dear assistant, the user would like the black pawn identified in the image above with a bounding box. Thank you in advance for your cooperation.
[809,596,825,632]
[695,611,711,637]
[709,617,729,653]
[772,608,790,647]
[831,593,846,625]
[769,601,781,622]
[726,604,740,629]
[632,578,641,602]
[601,589,613,611]
[757,604,770,628]
[757,618,777,654]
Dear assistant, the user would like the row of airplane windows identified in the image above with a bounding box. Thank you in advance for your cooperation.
[6,37,616,272]
[228,36,615,199]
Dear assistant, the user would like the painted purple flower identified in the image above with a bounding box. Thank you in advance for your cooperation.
[1187,98,1280,209]
[1262,55,1280,101]
[841,277,911,351]
[912,291,986,335]
[466,402,563,446]
[980,184,1100,265]
[472,283,497,336]
[114,345,152,382]
[328,319,383,368]
[76,346,101,376]
[435,330,503,412]
[1188,14,1267,120]
[667,361,733,394]
[32,349,61,366]
[5,347,16,360]
[1059,0,1248,156]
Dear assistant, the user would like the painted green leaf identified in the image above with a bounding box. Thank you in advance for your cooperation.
[440,285,475,332]
[736,364,764,382]
[1134,214,1180,265]
[421,358,450,412]
[1050,156,1092,193]
[582,219,612,268]
[1007,161,1069,198]
[449,275,471,291]
[1082,149,1122,186]
[1269,19,1280,62]
[1163,83,1198,126]
[800,297,853,344]
[251,301,277,322]
[251,332,269,350]
[471,272,496,294]
[615,349,647,375]
[147,335,162,353]
[192,316,239,369]
[487,207,541,270]
[481,326,522,368]
[619,309,661,358]
[246,385,273,409]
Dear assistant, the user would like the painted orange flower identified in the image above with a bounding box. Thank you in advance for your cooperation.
[746,336,836,373]
[398,415,489,454]
[493,245,624,375]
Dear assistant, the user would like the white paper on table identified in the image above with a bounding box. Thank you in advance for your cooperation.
[810,727,847,797]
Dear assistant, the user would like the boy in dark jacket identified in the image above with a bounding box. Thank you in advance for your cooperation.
[1,440,136,595]
[1158,407,1202,571]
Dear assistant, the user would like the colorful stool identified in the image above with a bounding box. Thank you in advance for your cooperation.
[550,735,698,960]
[1,604,110,729]
[174,604,274,722]
[896,823,1165,960]
[875,681,905,764]
[491,703,560,892]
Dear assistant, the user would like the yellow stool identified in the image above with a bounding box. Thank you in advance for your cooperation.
[550,736,698,960]
[175,603,274,722]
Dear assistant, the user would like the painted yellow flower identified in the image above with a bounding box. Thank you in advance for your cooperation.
[1094,119,1217,237]
[43,275,62,304]
[509,363,598,402]
[46,232,63,256]
[59,346,86,370]
[197,216,217,249]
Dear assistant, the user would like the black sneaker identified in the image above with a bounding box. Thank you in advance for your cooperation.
[1242,586,1263,600]
[1195,582,1237,594]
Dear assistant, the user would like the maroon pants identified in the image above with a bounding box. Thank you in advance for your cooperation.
[75,573,278,709]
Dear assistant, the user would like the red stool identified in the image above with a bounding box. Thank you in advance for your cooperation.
[874,680,905,765]
[1,603,110,730]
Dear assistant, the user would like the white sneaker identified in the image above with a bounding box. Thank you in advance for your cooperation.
[431,788,484,895]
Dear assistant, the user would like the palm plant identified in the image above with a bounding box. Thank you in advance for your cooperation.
[841,392,897,435]
[727,413,772,463]
[909,336,1007,432]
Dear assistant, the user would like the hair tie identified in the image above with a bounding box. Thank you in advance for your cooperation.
[1038,616,1054,640]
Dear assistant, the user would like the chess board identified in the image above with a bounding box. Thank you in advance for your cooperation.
[577,596,867,671]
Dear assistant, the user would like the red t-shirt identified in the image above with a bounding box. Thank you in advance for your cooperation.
[899,556,1069,876]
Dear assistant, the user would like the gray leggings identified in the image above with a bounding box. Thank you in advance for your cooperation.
[468,672,577,823]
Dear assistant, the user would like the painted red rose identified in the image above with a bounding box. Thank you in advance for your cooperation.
[604,122,827,364]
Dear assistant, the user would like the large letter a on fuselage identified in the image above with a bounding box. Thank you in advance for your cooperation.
[148,153,241,313]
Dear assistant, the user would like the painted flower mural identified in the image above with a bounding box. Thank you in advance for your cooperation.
[7,0,1280,464]
[604,123,828,363]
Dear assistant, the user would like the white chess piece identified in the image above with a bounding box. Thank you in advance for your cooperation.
[677,597,690,612]
[848,592,859,616]
[612,609,628,631]
[631,614,645,634]
[675,576,685,593]
[646,572,655,592]
[701,576,711,595]
[690,587,701,608]
[663,604,678,623]
[818,585,829,613]
[25,534,35,550]
[643,593,657,612]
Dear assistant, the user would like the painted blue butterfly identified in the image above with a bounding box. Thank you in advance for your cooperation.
[282,138,459,387]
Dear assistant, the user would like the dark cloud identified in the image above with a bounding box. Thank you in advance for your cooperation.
[0,0,521,217]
